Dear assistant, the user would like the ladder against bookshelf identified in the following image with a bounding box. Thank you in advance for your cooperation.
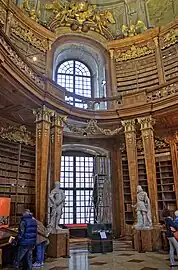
[156,155,176,219]
[122,157,133,225]
[0,138,35,225]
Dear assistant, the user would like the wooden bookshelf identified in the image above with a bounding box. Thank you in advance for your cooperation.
[0,138,35,225]
[138,157,148,193]
[162,44,178,81]
[116,54,159,94]
[156,156,176,219]
[122,157,133,225]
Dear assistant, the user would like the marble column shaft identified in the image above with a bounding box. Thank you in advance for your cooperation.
[122,120,138,204]
[138,116,159,224]
[34,105,51,223]
[50,113,63,187]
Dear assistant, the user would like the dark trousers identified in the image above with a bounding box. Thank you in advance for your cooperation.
[36,242,46,264]
[15,245,33,270]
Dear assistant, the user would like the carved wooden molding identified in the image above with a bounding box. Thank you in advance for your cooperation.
[0,125,35,146]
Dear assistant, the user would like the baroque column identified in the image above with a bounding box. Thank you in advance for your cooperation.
[122,119,138,205]
[138,116,159,224]
[50,113,64,187]
[34,105,51,223]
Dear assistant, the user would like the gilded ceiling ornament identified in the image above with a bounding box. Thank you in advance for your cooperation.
[62,118,122,136]
[10,18,49,52]
[45,0,115,39]
[0,125,35,146]
[0,37,45,89]
[122,20,147,38]
[115,44,154,62]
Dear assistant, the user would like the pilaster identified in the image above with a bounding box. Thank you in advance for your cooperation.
[34,105,51,223]
[122,119,138,205]
[153,37,166,84]
[109,49,117,96]
[138,116,159,224]
[50,113,64,187]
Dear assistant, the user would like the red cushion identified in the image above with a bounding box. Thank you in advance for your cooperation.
[64,224,87,228]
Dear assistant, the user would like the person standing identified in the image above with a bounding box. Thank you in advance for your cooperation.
[175,210,178,224]
[14,209,37,270]
[163,209,178,267]
[33,219,49,268]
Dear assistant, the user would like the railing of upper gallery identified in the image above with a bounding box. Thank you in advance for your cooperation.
[0,19,178,114]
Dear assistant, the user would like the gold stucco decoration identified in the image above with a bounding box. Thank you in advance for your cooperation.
[45,0,115,39]
[122,20,147,38]
[10,18,49,52]
[63,118,122,136]
[161,28,178,49]
[0,125,35,146]
[115,44,154,62]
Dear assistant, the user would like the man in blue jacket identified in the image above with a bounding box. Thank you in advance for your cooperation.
[14,209,37,270]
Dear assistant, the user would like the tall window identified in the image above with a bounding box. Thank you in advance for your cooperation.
[56,60,92,108]
[60,155,95,224]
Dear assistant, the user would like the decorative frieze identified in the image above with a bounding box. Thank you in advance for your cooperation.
[115,44,154,62]
[10,18,49,52]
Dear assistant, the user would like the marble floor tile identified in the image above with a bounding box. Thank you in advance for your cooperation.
[3,240,176,270]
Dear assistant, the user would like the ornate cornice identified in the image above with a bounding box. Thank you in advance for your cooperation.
[0,125,35,146]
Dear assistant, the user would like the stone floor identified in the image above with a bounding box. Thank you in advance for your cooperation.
[35,240,176,270]
[3,239,177,270]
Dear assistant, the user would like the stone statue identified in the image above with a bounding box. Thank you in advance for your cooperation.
[133,185,152,228]
[48,181,65,230]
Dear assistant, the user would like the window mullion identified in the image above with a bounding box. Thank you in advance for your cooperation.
[73,60,76,106]
[73,156,76,224]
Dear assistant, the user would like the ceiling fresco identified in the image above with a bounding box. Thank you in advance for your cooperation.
[15,0,178,37]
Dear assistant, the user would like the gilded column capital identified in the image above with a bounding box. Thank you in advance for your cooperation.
[33,105,52,123]
[138,116,155,130]
[121,119,136,133]
[51,112,67,127]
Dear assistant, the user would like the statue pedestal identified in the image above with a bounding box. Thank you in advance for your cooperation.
[132,225,163,252]
[47,229,70,258]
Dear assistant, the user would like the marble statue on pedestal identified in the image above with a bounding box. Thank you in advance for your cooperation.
[133,185,152,228]
[48,181,65,231]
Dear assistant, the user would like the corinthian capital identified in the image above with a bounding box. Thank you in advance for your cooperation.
[138,116,155,130]
[51,112,67,127]
[33,105,52,123]
[121,119,136,133]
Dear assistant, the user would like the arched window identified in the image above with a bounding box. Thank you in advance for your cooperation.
[56,60,92,108]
